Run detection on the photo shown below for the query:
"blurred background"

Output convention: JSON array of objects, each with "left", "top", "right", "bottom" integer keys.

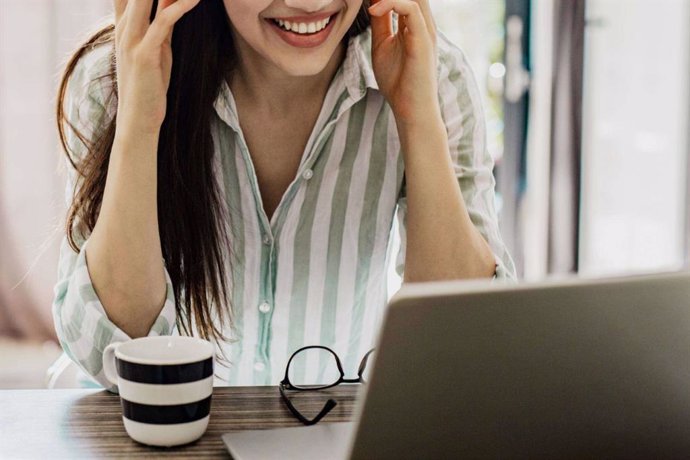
[{"left": 1, "top": 0, "right": 688, "bottom": 388}]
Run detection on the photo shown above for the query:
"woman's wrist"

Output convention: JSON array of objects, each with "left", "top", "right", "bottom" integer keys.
[
  {"left": 115, "top": 97, "right": 166, "bottom": 135},
  {"left": 114, "top": 114, "right": 162, "bottom": 150},
  {"left": 395, "top": 109, "right": 447, "bottom": 160},
  {"left": 393, "top": 103, "right": 444, "bottom": 139}
]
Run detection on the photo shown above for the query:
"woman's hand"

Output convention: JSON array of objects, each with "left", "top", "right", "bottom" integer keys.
[
  {"left": 367, "top": 0, "right": 439, "bottom": 127},
  {"left": 113, "top": 0, "right": 201, "bottom": 136}
]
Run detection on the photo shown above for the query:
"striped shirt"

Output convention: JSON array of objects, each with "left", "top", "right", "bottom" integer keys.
[{"left": 52, "top": 25, "right": 516, "bottom": 391}]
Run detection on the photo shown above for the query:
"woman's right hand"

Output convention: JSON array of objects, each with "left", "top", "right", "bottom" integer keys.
[{"left": 113, "top": 0, "right": 201, "bottom": 136}]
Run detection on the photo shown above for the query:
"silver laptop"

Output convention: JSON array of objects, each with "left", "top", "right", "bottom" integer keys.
[{"left": 223, "top": 271, "right": 690, "bottom": 458}]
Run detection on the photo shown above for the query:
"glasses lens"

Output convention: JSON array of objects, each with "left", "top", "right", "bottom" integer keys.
[
  {"left": 360, "top": 350, "right": 376, "bottom": 383},
  {"left": 288, "top": 347, "right": 341, "bottom": 388}
]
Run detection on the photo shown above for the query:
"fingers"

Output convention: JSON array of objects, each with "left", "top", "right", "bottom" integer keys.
[
  {"left": 114, "top": 0, "right": 127, "bottom": 23},
  {"left": 114, "top": 0, "right": 130, "bottom": 46},
  {"left": 368, "top": 0, "right": 393, "bottom": 46},
  {"left": 143, "top": 0, "right": 202, "bottom": 47},
  {"left": 368, "top": 0, "right": 435, "bottom": 45},
  {"left": 127, "top": 0, "right": 155, "bottom": 38},
  {"left": 156, "top": 0, "right": 175, "bottom": 16},
  {"left": 412, "top": 0, "right": 436, "bottom": 42},
  {"left": 156, "top": 0, "right": 178, "bottom": 43}
]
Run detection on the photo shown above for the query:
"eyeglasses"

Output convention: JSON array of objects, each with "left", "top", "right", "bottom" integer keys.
[{"left": 279, "top": 345, "right": 376, "bottom": 426}]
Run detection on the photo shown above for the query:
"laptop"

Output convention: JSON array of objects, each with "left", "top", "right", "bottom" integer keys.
[{"left": 223, "top": 271, "right": 690, "bottom": 458}]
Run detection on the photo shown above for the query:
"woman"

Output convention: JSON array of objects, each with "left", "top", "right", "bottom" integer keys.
[{"left": 53, "top": 0, "right": 515, "bottom": 390}]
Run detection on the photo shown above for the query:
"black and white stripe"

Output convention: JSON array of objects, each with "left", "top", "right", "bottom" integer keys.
[
  {"left": 122, "top": 396, "right": 212, "bottom": 424},
  {"left": 116, "top": 357, "right": 213, "bottom": 385},
  {"left": 116, "top": 357, "right": 213, "bottom": 443}
]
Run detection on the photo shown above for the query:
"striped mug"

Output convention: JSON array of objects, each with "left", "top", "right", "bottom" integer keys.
[{"left": 102, "top": 336, "right": 214, "bottom": 447}]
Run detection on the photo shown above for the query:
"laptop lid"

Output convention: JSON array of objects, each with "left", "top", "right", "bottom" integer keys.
[{"left": 346, "top": 270, "right": 690, "bottom": 458}]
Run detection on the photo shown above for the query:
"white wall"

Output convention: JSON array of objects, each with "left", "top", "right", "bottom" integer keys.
[{"left": 0, "top": 0, "right": 111, "bottom": 338}]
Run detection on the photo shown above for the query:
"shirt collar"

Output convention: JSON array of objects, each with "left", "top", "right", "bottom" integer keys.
[
  {"left": 214, "top": 26, "right": 379, "bottom": 129},
  {"left": 341, "top": 26, "right": 379, "bottom": 100}
]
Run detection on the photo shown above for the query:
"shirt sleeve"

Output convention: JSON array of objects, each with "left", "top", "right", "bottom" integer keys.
[
  {"left": 51, "top": 43, "right": 178, "bottom": 393},
  {"left": 394, "top": 31, "right": 517, "bottom": 282}
]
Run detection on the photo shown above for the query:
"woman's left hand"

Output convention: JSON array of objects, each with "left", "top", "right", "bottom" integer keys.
[{"left": 367, "top": 0, "right": 439, "bottom": 126}]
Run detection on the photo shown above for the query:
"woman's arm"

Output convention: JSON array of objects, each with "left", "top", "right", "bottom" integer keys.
[
  {"left": 85, "top": 0, "right": 200, "bottom": 338},
  {"left": 368, "top": 0, "right": 515, "bottom": 282},
  {"left": 84, "top": 126, "right": 167, "bottom": 338},
  {"left": 396, "top": 115, "right": 496, "bottom": 282}
]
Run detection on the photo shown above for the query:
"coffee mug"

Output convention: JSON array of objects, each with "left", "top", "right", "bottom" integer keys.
[{"left": 103, "top": 336, "right": 215, "bottom": 447}]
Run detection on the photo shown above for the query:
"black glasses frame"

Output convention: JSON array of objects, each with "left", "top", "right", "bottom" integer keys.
[{"left": 279, "top": 345, "right": 375, "bottom": 426}]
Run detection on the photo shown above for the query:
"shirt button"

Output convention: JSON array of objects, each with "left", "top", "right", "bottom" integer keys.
[
  {"left": 302, "top": 169, "right": 313, "bottom": 180},
  {"left": 254, "top": 362, "right": 266, "bottom": 372},
  {"left": 262, "top": 234, "right": 271, "bottom": 245},
  {"left": 258, "top": 302, "right": 271, "bottom": 314}
]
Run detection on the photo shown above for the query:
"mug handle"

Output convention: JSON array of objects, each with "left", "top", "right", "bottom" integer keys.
[{"left": 103, "top": 342, "right": 123, "bottom": 387}]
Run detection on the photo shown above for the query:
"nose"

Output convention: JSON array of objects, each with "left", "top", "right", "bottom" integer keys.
[{"left": 284, "top": 0, "right": 333, "bottom": 14}]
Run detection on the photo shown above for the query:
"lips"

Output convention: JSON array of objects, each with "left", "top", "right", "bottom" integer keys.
[
  {"left": 265, "top": 12, "right": 338, "bottom": 49},
  {"left": 268, "top": 11, "right": 338, "bottom": 23}
]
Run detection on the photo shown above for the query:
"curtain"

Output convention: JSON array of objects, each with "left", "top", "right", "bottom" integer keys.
[{"left": 547, "top": 0, "right": 585, "bottom": 274}]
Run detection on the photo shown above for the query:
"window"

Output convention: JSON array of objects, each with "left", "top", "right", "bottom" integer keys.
[{"left": 579, "top": 0, "right": 690, "bottom": 275}]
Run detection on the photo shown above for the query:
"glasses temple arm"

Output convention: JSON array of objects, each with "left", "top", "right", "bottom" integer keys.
[
  {"left": 280, "top": 385, "right": 338, "bottom": 426},
  {"left": 307, "top": 398, "right": 338, "bottom": 426}
]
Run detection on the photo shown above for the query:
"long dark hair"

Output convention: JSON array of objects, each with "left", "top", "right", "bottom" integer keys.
[{"left": 56, "top": 0, "right": 372, "bottom": 351}]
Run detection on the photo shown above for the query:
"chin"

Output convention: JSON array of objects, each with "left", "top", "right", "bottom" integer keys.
[{"left": 274, "top": 57, "right": 332, "bottom": 77}]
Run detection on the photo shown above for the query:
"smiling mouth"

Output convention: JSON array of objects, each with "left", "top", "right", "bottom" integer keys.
[{"left": 267, "top": 13, "right": 338, "bottom": 36}]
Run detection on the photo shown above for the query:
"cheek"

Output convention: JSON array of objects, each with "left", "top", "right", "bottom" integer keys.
[
  {"left": 345, "top": 1, "right": 365, "bottom": 26},
  {"left": 223, "top": 2, "right": 265, "bottom": 42},
  {"left": 349, "top": 0, "right": 365, "bottom": 13},
  {"left": 223, "top": 0, "right": 270, "bottom": 27},
  {"left": 223, "top": 1, "right": 250, "bottom": 23}
]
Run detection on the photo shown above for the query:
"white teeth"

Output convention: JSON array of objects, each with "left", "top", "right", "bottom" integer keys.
[{"left": 274, "top": 15, "right": 331, "bottom": 34}]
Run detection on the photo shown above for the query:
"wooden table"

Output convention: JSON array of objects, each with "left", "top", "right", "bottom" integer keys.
[{"left": 0, "top": 385, "right": 360, "bottom": 458}]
